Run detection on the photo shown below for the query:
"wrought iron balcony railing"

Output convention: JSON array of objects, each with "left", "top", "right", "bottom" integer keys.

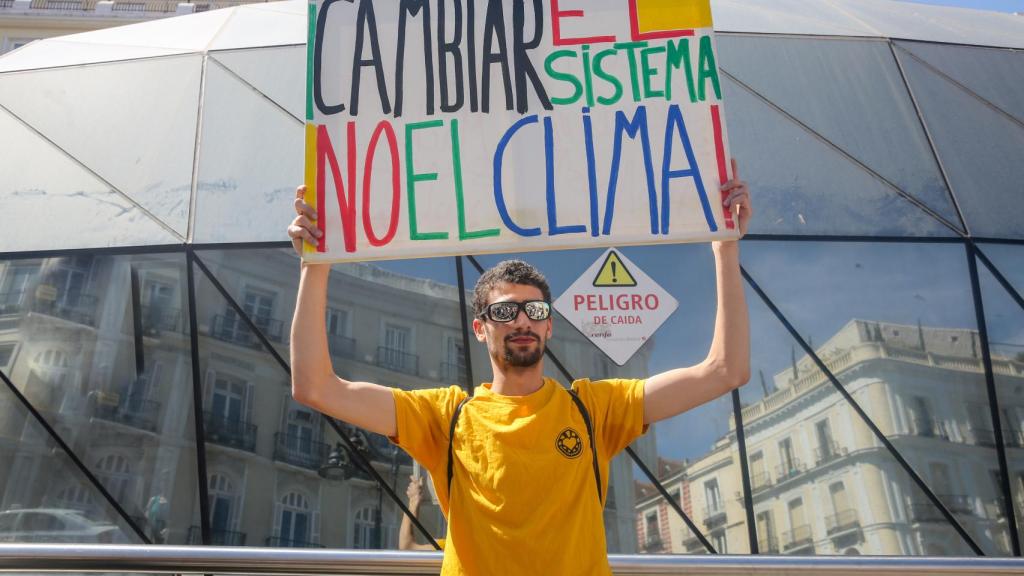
[
  {"left": 782, "top": 524, "right": 813, "bottom": 552},
  {"left": 439, "top": 361, "right": 467, "bottom": 384},
  {"left": 758, "top": 534, "right": 780, "bottom": 554},
  {"left": 0, "top": 291, "right": 98, "bottom": 326},
  {"left": 814, "top": 442, "right": 847, "bottom": 466},
  {"left": 775, "top": 459, "right": 805, "bottom": 483},
  {"left": 825, "top": 509, "right": 859, "bottom": 535},
  {"left": 376, "top": 346, "right": 418, "bottom": 376},
  {"left": 328, "top": 334, "right": 358, "bottom": 361},
  {"left": 92, "top": 394, "right": 160, "bottom": 433},
  {"left": 273, "top": 433, "right": 329, "bottom": 471},
  {"left": 265, "top": 537, "right": 325, "bottom": 548},
  {"left": 703, "top": 500, "right": 727, "bottom": 528},
  {"left": 141, "top": 305, "right": 181, "bottom": 334},
  {"left": 750, "top": 470, "right": 772, "bottom": 493},
  {"left": 210, "top": 314, "right": 284, "bottom": 348},
  {"left": 938, "top": 494, "right": 975, "bottom": 516},
  {"left": 187, "top": 526, "right": 247, "bottom": 546},
  {"left": 204, "top": 411, "right": 257, "bottom": 452}
]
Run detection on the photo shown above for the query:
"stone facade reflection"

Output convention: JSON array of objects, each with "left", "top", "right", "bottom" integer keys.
[{"left": 636, "top": 319, "right": 1024, "bottom": 556}]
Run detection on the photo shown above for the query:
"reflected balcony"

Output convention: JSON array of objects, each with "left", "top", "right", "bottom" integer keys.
[
  {"left": 439, "top": 361, "right": 466, "bottom": 384},
  {"left": 682, "top": 535, "right": 707, "bottom": 554},
  {"left": 814, "top": 442, "right": 848, "bottom": 466},
  {"left": 970, "top": 427, "right": 997, "bottom": 447},
  {"left": 913, "top": 419, "right": 950, "bottom": 440},
  {"left": 210, "top": 314, "right": 284, "bottom": 348},
  {"left": 939, "top": 494, "right": 975, "bottom": 516},
  {"left": 265, "top": 537, "right": 325, "bottom": 548},
  {"left": 985, "top": 497, "right": 1008, "bottom": 521},
  {"left": 907, "top": 501, "right": 943, "bottom": 523},
  {"left": 1, "top": 291, "right": 98, "bottom": 326},
  {"left": 825, "top": 509, "right": 860, "bottom": 536},
  {"left": 141, "top": 305, "right": 181, "bottom": 335},
  {"left": 758, "top": 534, "right": 780, "bottom": 554},
  {"left": 775, "top": 459, "right": 805, "bottom": 483},
  {"left": 782, "top": 524, "right": 814, "bottom": 553},
  {"left": 327, "top": 334, "right": 358, "bottom": 361},
  {"left": 376, "top": 346, "right": 418, "bottom": 376},
  {"left": 703, "top": 500, "right": 726, "bottom": 529},
  {"left": 273, "top": 433, "right": 329, "bottom": 470},
  {"left": 643, "top": 533, "right": 663, "bottom": 552},
  {"left": 203, "top": 411, "right": 257, "bottom": 452},
  {"left": 1003, "top": 428, "right": 1024, "bottom": 448},
  {"left": 91, "top": 393, "right": 160, "bottom": 433},
  {"left": 750, "top": 470, "right": 772, "bottom": 493},
  {"left": 187, "top": 526, "right": 247, "bottom": 546}
]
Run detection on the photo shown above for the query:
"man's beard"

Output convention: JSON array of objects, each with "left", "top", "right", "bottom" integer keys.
[{"left": 499, "top": 331, "right": 545, "bottom": 368}]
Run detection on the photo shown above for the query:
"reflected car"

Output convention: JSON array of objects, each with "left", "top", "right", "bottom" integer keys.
[{"left": 0, "top": 508, "right": 128, "bottom": 543}]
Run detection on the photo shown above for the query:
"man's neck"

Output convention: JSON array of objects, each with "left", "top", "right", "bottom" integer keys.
[{"left": 489, "top": 362, "right": 545, "bottom": 396}]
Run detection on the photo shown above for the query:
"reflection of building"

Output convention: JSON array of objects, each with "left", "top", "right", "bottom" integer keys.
[
  {"left": 0, "top": 0, "right": 261, "bottom": 55},
  {"left": 637, "top": 319, "right": 1024, "bottom": 556},
  {"left": 0, "top": 249, "right": 651, "bottom": 550}
]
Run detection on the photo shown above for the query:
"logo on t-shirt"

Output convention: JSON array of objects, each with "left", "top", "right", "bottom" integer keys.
[{"left": 556, "top": 428, "right": 584, "bottom": 459}]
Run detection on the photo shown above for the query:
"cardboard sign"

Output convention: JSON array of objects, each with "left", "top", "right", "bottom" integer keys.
[
  {"left": 554, "top": 248, "right": 677, "bottom": 365},
  {"left": 304, "top": 0, "right": 735, "bottom": 263}
]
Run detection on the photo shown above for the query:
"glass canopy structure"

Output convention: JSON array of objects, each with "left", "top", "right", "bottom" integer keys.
[{"left": 0, "top": 0, "right": 1022, "bottom": 559}]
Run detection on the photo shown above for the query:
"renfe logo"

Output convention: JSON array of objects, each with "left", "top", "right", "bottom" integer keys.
[{"left": 554, "top": 248, "right": 677, "bottom": 365}]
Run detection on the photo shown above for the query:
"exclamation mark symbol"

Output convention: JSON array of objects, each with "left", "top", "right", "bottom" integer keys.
[{"left": 611, "top": 261, "right": 618, "bottom": 283}]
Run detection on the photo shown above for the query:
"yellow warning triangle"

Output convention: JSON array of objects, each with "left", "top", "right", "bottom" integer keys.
[{"left": 592, "top": 251, "right": 637, "bottom": 287}]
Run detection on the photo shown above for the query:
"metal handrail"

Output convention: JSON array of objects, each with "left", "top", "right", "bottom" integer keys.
[{"left": 2, "top": 545, "right": 1024, "bottom": 575}]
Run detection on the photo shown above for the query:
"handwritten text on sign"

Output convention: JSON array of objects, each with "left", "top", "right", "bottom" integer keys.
[{"left": 304, "top": 0, "right": 735, "bottom": 262}]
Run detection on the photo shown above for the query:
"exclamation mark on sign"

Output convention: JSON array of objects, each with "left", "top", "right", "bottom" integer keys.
[{"left": 611, "top": 261, "right": 618, "bottom": 283}]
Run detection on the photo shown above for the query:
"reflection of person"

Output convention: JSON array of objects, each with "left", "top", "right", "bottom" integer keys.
[
  {"left": 144, "top": 494, "right": 168, "bottom": 544},
  {"left": 399, "top": 475, "right": 442, "bottom": 551},
  {"left": 288, "top": 162, "right": 752, "bottom": 575}
]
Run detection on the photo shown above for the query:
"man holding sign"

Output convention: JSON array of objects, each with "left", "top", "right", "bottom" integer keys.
[
  {"left": 290, "top": 1, "right": 752, "bottom": 573},
  {"left": 288, "top": 162, "right": 750, "bottom": 575}
]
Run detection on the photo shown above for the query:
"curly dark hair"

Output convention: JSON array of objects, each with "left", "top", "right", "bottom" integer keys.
[{"left": 472, "top": 260, "right": 551, "bottom": 317}]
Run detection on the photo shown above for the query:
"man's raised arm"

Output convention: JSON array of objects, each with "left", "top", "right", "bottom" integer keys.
[
  {"left": 643, "top": 160, "right": 753, "bottom": 425},
  {"left": 288, "top": 186, "right": 397, "bottom": 438}
]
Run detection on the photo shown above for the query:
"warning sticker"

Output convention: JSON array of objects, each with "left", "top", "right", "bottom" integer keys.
[
  {"left": 555, "top": 249, "right": 678, "bottom": 366},
  {"left": 592, "top": 251, "right": 637, "bottom": 287}
]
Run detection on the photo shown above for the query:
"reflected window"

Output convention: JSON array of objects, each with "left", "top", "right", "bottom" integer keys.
[
  {"left": 0, "top": 265, "right": 37, "bottom": 312},
  {"left": 208, "top": 473, "right": 240, "bottom": 545},
  {"left": 908, "top": 397, "right": 936, "bottom": 437},
  {"left": 751, "top": 452, "right": 768, "bottom": 492},
  {"left": 285, "top": 406, "right": 316, "bottom": 456},
  {"left": 756, "top": 510, "right": 776, "bottom": 553},
  {"left": 54, "top": 482, "right": 92, "bottom": 512},
  {"left": 0, "top": 343, "right": 16, "bottom": 371},
  {"left": 380, "top": 322, "right": 415, "bottom": 375},
  {"left": 712, "top": 531, "right": 727, "bottom": 554},
  {"left": 209, "top": 373, "right": 248, "bottom": 423},
  {"left": 830, "top": 483, "right": 850, "bottom": 514},
  {"left": 276, "top": 492, "right": 314, "bottom": 547},
  {"left": 704, "top": 479, "right": 722, "bottom": 513},
  {"left": 778, "top": 438, "right": 797, "bottom": 476},
  {"left": 327, "top": 307, "right": 350, "bottom": 337},
  {"left": 442, "top": 335, "right": 465, "bottom": 384},
  {"left": 644, "top": 512, "right": 660, "bottom": 550},
  {"left": 95, "top": 453, "right": 134, "bottom": 504},
  {"left": 353, "top": 505, "right": 376, "bottom": 549},
  {"left": 815, "top": 419, "right": 836, "bottom": 464}
]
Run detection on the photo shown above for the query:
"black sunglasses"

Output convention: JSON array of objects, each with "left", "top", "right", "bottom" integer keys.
[{"left": 478, "top": 300, "right": 551, "bottom": 323}]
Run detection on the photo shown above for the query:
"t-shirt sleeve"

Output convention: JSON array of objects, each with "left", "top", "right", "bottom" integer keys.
[
  {"left": 574, "top": 378, "right": 647, "bottom": 460},
  {"left": 390, "top": 385, "right": 466, "bottom": 471}
]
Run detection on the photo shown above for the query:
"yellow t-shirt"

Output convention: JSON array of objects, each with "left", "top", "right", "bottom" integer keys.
[{"left": 391, "top": 377, "right": 646, "bottom": 576}]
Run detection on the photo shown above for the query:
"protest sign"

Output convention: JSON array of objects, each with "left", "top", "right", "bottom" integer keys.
[{"left": 304, "top": 0, "right": 735, "bottom": 263}]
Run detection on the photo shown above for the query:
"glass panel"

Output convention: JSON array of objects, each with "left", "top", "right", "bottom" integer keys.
[
  {"left": 895, "top": 48, "right": 1024, "bottom": 239},
  {"left": 721, "top": 75, "right": 952, "bottom": 237},
  {"left": 211, "top": 46, "right": 305, "bottom": 122},
  {"left": 977, "top": 244, "right": 1024, "bottom": 554},
  {"left": 207, "top": 4, "right": 307, "bottom": 52},
  {"left": 193, "top": 248, "right": 460, "bottom": 549},
  {"left": 0, "top": 108, "right": 179, "bottom": 252},
  {"left": 467, "top": 245, "right": 747, "bottom": 554},
  {"left": 741, "top": 241, "right": 1006, "bottom": 555},
  {"left": 0, "top": 39, "right": 186, "bottom": 74},
  {"left": 717, "top": 35, "right": 961, "bottom": 229},
  {"left": 897, "top": 42, "right": 1024, "bottom": 122},
  {"left": 0, "top": 253, "right": 201, "bottom": 545},
  {"left": 0, "top": 384, "right": 141, "bottom": 544},
  {"left": 837, "top": 1, "right": 1024, "bottom": 51},
  {"left": 712, "top": 3, "right": 875, "bottom": 37},
  {"left": 192, "top": 60, "right": 303, "bottom": 244},
  {"left": 0, "top": 55, "right": 202, "bottom": 237}
]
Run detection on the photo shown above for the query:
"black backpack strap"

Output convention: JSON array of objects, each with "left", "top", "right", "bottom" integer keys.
[
  {"left": 568, "top": 389, "right": 603, "bottom": 503},
  {"left": 446, "top": 396, "right": 471, "bottom": 500}
]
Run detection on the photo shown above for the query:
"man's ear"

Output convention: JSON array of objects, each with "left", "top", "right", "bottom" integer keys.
[
  {"left": 546, "top": 318, "right": 553, "bottom": 339},
  {"left": 473, "top": 318, "right": 487, "bottom": 342}
]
